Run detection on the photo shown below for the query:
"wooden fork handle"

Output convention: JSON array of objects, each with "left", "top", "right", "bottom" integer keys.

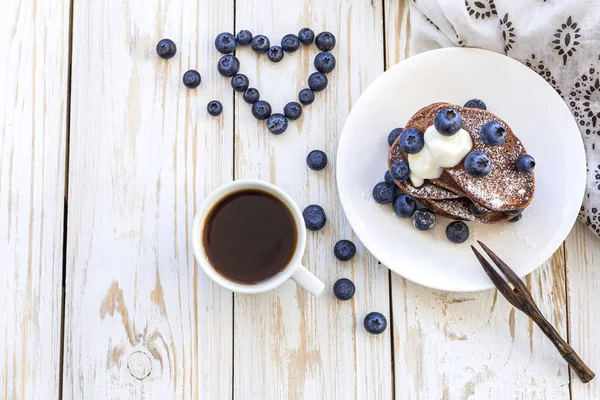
[{"left": 563, "top": 349, "right": 596, "bottom": 383}]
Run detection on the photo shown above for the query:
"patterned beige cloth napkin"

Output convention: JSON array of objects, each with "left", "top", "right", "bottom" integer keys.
[{"left": 408, "top": 0, "right": 600, "bottom": 238}]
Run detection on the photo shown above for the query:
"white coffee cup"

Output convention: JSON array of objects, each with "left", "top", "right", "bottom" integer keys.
[{"left": 192, "top": 179, "right": 325, "bottom": 296}]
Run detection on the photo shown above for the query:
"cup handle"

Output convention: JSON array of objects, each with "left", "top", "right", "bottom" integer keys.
[{"left": 291, "top": 265, "right": 325, "bottom": 296}]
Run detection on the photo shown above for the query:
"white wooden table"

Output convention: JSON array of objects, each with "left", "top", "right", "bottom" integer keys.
[{"left": 2, "top": 0, "right": 599, "bottom": 399}]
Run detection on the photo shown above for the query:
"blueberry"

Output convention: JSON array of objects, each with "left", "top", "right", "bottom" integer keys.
[
  {"left": 284, "top": 102, "right": 303, "bottom": 120},
  {"left": 314, "top": 52, "right": 336, "bottom": 73},
  {"left": 243, "top": 88, "right": 260, "bottom": 104},
  {"left": 236, "top": 30, "right": 253, "bottom": 46},
  {"left": 464, "top": 98, "right": 487, "bottom": 110},
  {"left": 464, "top": 150, "right": 493, "bottom": 178},
  {"left": 298, "top": 89, "right": 315, "bottom": 105},
  {"left": 306, "top": 150, "right": 328, "bottom": 171},
  {"left": 372, "top": 182, "right": 394, "bottom": 204},
  {"left": 215, "top": 32, "right": 236, "bottom": 54},
  {"left": 393, "top": 193, "right": 417, "bottom": 218},
  {"left": 399, "top": 128, "right": 425, "bottom": 154},
  {"left": 251, "top": 100, "right": 272, "bottom": 120},
  {"left": 250, "top": 34, "right": 270, "bottom": 54},
  {"left": 364, "top": 312, "right": 387, "bottom": 335},
  {"left": 308, "top": 72, "right": 328, "bottom": 92},
  {"left": 333, "top": 240, "right": 356, "bottom": 261},
  {"left": 267, "top": 46, "right": 284, "bottom": 62},
  {"left": 505, "top": 209, "right": 521, "bottom": 215},
  {"left": 480, "top": 121, "right": 506, "bottom": 146},
  {"left": 266, "top": 113, "right": 288, "bottom": 135},
  {"left": 413, "top": 208, "right": 436, "bottom": 231},
  {"left": 217, "top": 55, "right": 240, "bottom": 77},
  {"left": 207, "top": 100, "right": 223, "bottom": 116},
  {"left": 469, "top": 202, "right": 487, "bottom": 217},
  {"left": 156, "top": 38, "right": 177, "bottom": 59},
  {"left": 434, "top": 108, "right": 463, "bottom": 136},
  {"left": 446, "top": 221, "right": 470, "bottom": 243},
  {"left": 509, "top": 213, "right": 523, "bottom": 222},
  {"left": 315, "top": 31, "right": 336, "bottom": 51},
  {"left": 281, "top": 34, "right": 301, "bottom": 52},
  {"left": 303, "top": 205, "right": 326, "bottom": 231},
  {"left": 390, "top": 161, "right": 410, "bottom": 182},
  {"left": 387, "top": 128, "right": 403, "bottom": 147},
  {"left": 516, "top": 154, "right": 536, "bottom": 173},
  {"left": 384, "top": 170, "right": 395, "bottom": 185},
  {"left": 298, "top": 28, "right": 315, "bottom": 45},
  {"left": 182, "top": 69, "right": 201, "bottom": 88},
  {"left": 333, "top": 278, "right": 356, "bottom": 301},
  {"left": 231, "top": 74, "right": 249, "bottom": 92}
]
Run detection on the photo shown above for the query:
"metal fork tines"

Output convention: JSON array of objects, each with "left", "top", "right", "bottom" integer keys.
[{"left": 471, "top": 241, "right": 595, "bottom": 384}]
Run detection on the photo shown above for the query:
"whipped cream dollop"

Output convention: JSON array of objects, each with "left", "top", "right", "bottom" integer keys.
[{"left": 408, "top": 125, "right": 473, "bottom": 187}]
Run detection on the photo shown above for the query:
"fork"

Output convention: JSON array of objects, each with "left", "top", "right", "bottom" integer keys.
[{"left": 472, "top": 241, "right": 595, "bottom": 383}]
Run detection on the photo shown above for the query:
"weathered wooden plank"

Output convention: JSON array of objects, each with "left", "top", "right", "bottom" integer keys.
[
  {"left": 63, "top": 1, "right": 234, "bottom": 398},
  {"left": 0, "top": 1, "right": 70, "bottom": 399},
  {"left": 232, "top": 1, "right": 392, "bottom": 398},
  {"left": 566, "top": 222, "right": 600, "bottom": 399},
  {"left": 385, "top": 1, "right": 571, "bottom": 398}
]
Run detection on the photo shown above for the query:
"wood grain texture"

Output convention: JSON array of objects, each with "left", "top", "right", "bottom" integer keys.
[
  {"left": 386, "top": 1, "right": 570, "bottom": 398},
  {"left": 63, "top": 1, "right": 234, "bottom": 398},
  {"left": 566, "top": 222, "right": 600, "bottom": 397},
  {"left": 233, "top": 1, "right": 392, "bottom": 398},
  {"left": 0, "top": 1, "right": 69, "bottom": 399}
]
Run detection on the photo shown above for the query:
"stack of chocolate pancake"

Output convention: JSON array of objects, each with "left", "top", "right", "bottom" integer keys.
[{"left": 388, "top": 103, "right": 535, "bottom": 223}]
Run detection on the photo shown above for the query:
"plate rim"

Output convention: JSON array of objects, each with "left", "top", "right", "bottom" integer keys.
[{"left": 336, "top": 47, "right": 587, "bottom": 292}]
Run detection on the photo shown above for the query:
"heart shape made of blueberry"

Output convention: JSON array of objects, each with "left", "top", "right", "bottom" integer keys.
[{"left": 214, "top": 28, "right": 337, "bottom": 135}]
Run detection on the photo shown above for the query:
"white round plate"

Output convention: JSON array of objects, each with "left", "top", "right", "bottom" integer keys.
[{"left": 337, "top": 48, "right": 586, "bottom": 292}]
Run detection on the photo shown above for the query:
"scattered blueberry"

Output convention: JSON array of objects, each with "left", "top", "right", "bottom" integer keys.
[
  {"left": 156, "top": 39, "right": 177, "bottom": 59},
  {"left": 298, "top": 28, "right": 315, "bottom": 45},
  {"left": 215, "top": 32, "right": 236, "bottom": 54},
  {"left": 387, "top": 128, "right": 403, "bottom": 147},
  {"left": 393, "top": 193, "right": 417, "bottom": 218},
  {"left": 314, "top": 52, "right": 336, "bottom": 73},
  {"left": 384, "top": 170, "right": 395, "bottom": 185},
  {"left": 480, "top": 121, "right": 506, "bottom": 146},
  {"left": 266, "top": 113, "right": 288, "bottom": 135},
  {"left": 298, "top": 89, "right": 315, "bottom": 105},
  {"left": 303, "top": 204, "right": 326, "bottom": 231},
  {"left": 469, "top": 202, "right": 487, "bottom": 217},
  {"left": 236, "top": 30, "right": 253, "bottom": 46},
  {"left": 390, "top": 161, "right": 410, "bottom": 182},
  {"left": 516, "top": 154, "right": 536, "bottom": 173},
  {"left": 364, "top": 312, "right": 387, "bottom": 335},
  {"left": 267, "top": 46, "right": 284, "bottom": 62},
  {"left": 315, "top": 31, "right": 336, "bottom": 52},
  {"left": 250, "top": 34, "right": 270, "bottom": 54},
  {"left": 464, "top": 150, "right": 493, "bottom": 178},
  {"left": 306, "top": 150, "right": 328, "bottom": 171},
  {"left": 281, "top": 34, "right": 301, "bottom": 52},
  {"left": 334, "top": 240, "right": 356, "bottom": 261},
  {"left": 182, "top": 69, "right": 201, "bottom": 88},
  {"left": 243, "top": 88, "right": 260, "bottom": 104},
  {"left": 413, "top": 208, "right": 436, "bottom": 231},
  {"left": 446, "top": 221, "right": 470, "bottom": 244},
  {"left": 308, "top": 72, "right": 328, "bottom": 92},
  {"left": 217, "top": 55, "right": 240, "bottom": 77},
  {"left": 207, "top": 100, "right": 223, "bottom": 116},
  {"left": 509, "top": 213, "right": 523, "bottom": 222},
  {"left": 231, "top": 74, "right": 249, "bottom": 92},
  {"left": 333, "top": 278, "right": 356, "bottom": 301},
  {"left": 504, "top": 209, "right": 521, "bottom": 215},
  {"left": 464, "top": 99, "right": 487, "bottom": 110},
  {"left": 284, "top": 102, "right": 303, "bottom": 120},
  {"left": 372, "top": 182, "right": 394, "bottom": 204},
  {"left": 251, "top": 100, "right": 272, "bottom": 120},
  {"left": 434, "top": 108, "right": 463, "bottom": 136},
  {"left": 399, "top": 128, "right": 425, "bottom": 154}
]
